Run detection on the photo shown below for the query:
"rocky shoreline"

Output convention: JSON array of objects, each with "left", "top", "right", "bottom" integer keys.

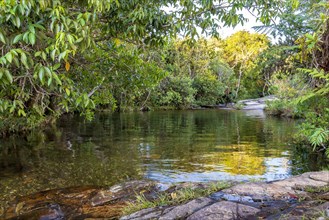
[{"left": 1, "top": 171, "right": 328, "bottom": 219}]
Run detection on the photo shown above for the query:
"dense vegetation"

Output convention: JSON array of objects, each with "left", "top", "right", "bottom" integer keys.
[{"left": 0, "top": 0, "right": 328, "bottom": 157}]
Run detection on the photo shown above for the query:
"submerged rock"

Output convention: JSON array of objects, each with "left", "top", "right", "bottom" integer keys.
[{"left": 2, "top": 180, "right": 159, "bottom": 220}]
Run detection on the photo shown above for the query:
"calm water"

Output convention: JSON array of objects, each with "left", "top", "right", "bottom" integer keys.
[{"left": 0, "top": 109, "right": 327, "bottom": 203}]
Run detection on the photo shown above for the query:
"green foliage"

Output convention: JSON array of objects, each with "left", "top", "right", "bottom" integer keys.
[
  {"left": 153, "top": 76, "right": 196, "bottom": 109},
  {"left": 192, "top": 74, "right": 225, "bottom": 106},
  {"left": 222, "top": 31, "right": 270, "bottom": 98},
  {"left": 265, "top": 99, "right": 304, "bottom": 118},
  {"left": 0, "top": 0, "right": 283, "bottom": 134}
]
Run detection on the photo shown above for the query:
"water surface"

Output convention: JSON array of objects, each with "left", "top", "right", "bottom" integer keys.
[{"left": 0, "top": 109, "right": 327, "bottom": 203}]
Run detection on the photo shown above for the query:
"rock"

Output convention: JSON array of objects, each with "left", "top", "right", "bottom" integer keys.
[
  {"left": 187, "top": 201, "right": 260, "bottom": 220},
  {"left": 318, "top": 192, "right": 329, "bottom": 201},
  {"left": 39, "top": 204, "right": 64, "bottom": 220},
  {"left": 159, "top": 197, "right": 214, "bottom": 220},
  {"left": 3, "top": 181, "right": 159, "bottom": 220},
  {"left": 91, "top": 180, "right": 158, "bottom": 206},
  {"left": 221, "top": 182, "right": 289, "bottom": 200},
  {"left": 222, "top": 171, "right": 329, "bottom": 200},
  {"left": 273, "top": 172, "right": 329, "bottom": 189},
  {"left": 120, "top": 207, "right": 170, "bottom": 220},
  {"left": 309, "top": 171, "right": 329, "bottom": 183},
  {"left": 210, "top": 192, "right": 254, "bottom": 202}
]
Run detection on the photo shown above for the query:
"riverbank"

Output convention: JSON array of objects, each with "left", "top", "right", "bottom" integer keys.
[{"left": 1, "top": 171, "right": 328, "bottom": 219}]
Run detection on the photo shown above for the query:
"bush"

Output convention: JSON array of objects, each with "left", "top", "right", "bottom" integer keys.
[
  {"left": 152, "top": 76, "right": 196, "bottom": 109},
  {"left": 265, "top": 99, "right": 304, "bottom": 118},
  {"left": 192, "top": 74, "right": 225, "bottom": 106}
]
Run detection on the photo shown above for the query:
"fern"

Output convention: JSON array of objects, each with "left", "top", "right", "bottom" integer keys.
[{"left": 309, "top": 127, "right": 329, "bottom": 150}]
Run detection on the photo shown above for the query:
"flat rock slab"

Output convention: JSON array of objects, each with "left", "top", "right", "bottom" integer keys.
[
  {"left": 159, "top": 197, "right": 214, "bottom": 220},
  {"left": 222, "top": 171, "right": 329, "bottom": 200},
  {"left": 187, "top": 201, "right": 260, "bottom": 220},
  {"left": 121, "top": 171, "right": 329, "bottom": 220},
  {"left": 309, "top": 171, "right": 329, "bottom": 183}
]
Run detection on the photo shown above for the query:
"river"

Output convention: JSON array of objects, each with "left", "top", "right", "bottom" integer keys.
[{"left": 0, "top": 109, "right": 327, "bottom": 205}]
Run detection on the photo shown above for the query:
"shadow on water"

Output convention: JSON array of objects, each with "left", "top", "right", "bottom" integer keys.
[{"left": 0, "top": 109, "right": 328, "bottom": 205}]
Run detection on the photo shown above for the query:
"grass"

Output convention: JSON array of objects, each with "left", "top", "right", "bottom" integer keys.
[
  {"left": 304, "top": 185, "right": 329, "bottom": 194},
  {"left": 122, "top": 181, "right": 232, "bottom": 216}
]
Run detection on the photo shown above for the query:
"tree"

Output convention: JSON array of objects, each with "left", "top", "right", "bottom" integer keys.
[
  {"left": 222, "top": 31, "right": 269, "bottom": 98},
  {"left": 0, "top": 0, "right": 284, "bottom": 135}
]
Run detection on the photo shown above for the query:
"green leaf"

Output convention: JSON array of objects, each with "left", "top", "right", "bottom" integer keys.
[
  {"left": 15, "top": 17, "right": 21, "bottom": 28},
  {"left": 51, "top": 49, "right": 57, "bottom": 61},
  {"left": 0, "top": 32, "right": 5, "bottom": 43},
  {"left": 53, "top": 63, "right": 61, "bottom": 70},
  {"left": 13, "top": 34, "right": 22, "bottom": 44},
  {"left": 6, "top": 53, "right": 13, "bottom": 63},
  {"left": 52, "top": 72, "right": 62, "bottom": 85},
  {"left": 5, "top": 70, "right": 13, "bottom": 83},
  {"left": 42, "top": 52, "right": 47, "bottom": 60},
  {"left": 28, "top": 25, "right": 35, "bottom": 34},
  {"left": 47, "top": 77, "right": 52, "bottom": 86},
  {"left": 18, "top": 109, "right": 26, "bottom": 117},
  {"left": 34, "top": 23, "right": 45, "bottom": 30},
  {"left": 39, "top": 67, "right": 45, "bottom": 84},
  {"left": 20, "top": 53, "right": 28, "bottom": 68},
  {"left": 35, "top": 51, "right": 42, "bottom": 57},
  {"left": 65, "top": 88, "right": 70, "bottom": 96},
  {"left": 29, "top": 33, "right": 36, "bottom": 45}
]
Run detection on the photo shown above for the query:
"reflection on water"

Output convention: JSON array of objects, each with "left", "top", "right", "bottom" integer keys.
[{"left": 0, "top": 110, "right": 327, "bottom": 203}]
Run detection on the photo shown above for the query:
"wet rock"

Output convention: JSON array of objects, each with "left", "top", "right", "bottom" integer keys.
[
  {"left": 39, "top": 204, "right": 64, "bottom": 220},
  {"left": 91, "top": 180, "right": 157, "bottom": 206},
  {"left": 187, "top": 201, "right": 260, "bottom": 220},
  {"left": 3, "top": 180, "right": 159, "bottom": 220},
  {"left": 120, "top": 207, "right": 173, "bottom": 220},
  {"left": 158, "top": 197, "right": 214, "bottom": 220},
  {"left": 210, "top": 192, "right": 254, "bottom": 202}
]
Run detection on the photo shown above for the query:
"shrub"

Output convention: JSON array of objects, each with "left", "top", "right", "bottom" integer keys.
[{"left": 192, "top": 74, "right": 225, "bottom": 106}]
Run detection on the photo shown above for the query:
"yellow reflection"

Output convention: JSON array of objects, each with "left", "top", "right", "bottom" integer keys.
[
  {"left": 198, "top": 144, "right": 266, "bottom": 175},
  {"left": 221, "top": 152, "right": 265, "bottom": 175}
]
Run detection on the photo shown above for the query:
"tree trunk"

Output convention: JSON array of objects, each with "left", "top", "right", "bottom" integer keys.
[{"left": 235, "top": 68, "right": 242, "bottom": 98}]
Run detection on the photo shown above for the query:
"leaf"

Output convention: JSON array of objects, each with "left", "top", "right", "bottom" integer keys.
[
  {"left": 34, "top": 51, "right": 41, "bottom": 57},
  {"left": 41, "top": 52, "right": 47, "bottom": 60},
  {"left": 65, "top": 62, "right": 70, "bottom": 71},
  {"left": 5, "top": 70, "right": 13, "bottom": 84},
  {"left": 15, "top": 17, "right": 21, "bottom": 28},
  {"left": 28, "top": 25, "right": 35, "bottom": 34},
  {"left": 39, "top": 67, "right": 45, "bottom": 84},
  {"left": 65, "top": 88, "right": 70, "bottom": 96},
  {"left": 18, "top": 109, "right": 26, "bottom": 117},
  {"left": 51, "top": 49, "right": 57, "bottom": 61},
  {"left": 13, "top": 34, "right": 22, "bottom": 44},
  {"left": 34, "top": 23, "right": 45, "bottom": 30},
  {"left": 6, "top": 53, "right": 13, "bottom": 63},
  {"left": 52, "top": 72, "right": 62, "bottom": 85},
  {"left": 29, "top": 33, "right": 36, "bottom": 45},
  {"left": 0, "top": 32, "right": 5, "bottom": 43},
  {"left": 47, "top": 77, "right": 52, "bottom": 86},
  {"left": 53, "top": 63, "right": 61, "bottom": 70},
  {"left": 20, "top": 53, "right": 28, "bottom": 68}
]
